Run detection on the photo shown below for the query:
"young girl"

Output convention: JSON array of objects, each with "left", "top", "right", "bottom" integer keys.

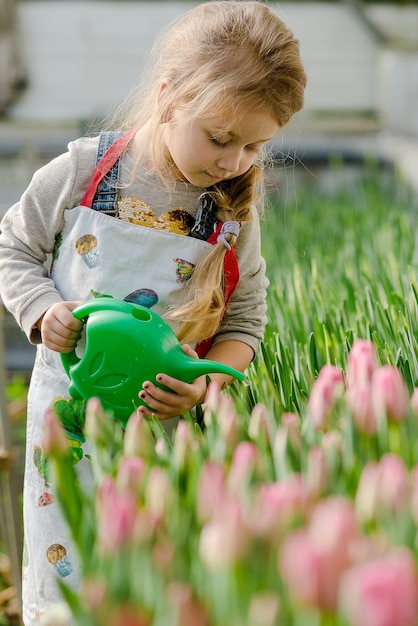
[{"left": 0, "top": 1, "right": 306, "bottom": 623}]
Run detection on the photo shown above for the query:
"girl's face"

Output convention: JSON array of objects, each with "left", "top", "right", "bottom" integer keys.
[{"left": 163, "top": 106, "right": 280, "bottom": 188}]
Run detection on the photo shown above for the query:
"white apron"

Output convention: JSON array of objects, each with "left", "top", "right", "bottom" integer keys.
[{"left": 22, "top": 202, "right": 214, "bottom": 624}]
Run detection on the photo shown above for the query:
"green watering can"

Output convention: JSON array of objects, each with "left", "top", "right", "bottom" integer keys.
[{"left": 61, "top": 297, "right": 245, "bottom": 426}]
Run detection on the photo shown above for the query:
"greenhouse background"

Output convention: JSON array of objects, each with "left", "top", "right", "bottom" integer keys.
[{"left": 0, "top": 1, "right": 418, "bottom": 624}]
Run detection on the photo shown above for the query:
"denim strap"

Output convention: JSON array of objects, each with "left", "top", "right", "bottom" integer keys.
[{"left": 91, "top": 131, "right": 125, "bottom": 214}]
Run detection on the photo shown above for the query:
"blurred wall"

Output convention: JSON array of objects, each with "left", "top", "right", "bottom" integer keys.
[{"left": 3, "top": 2, "right": 418, "bottom": 134}]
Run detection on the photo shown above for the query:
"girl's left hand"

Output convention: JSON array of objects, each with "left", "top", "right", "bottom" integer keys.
[{"left": 137, "top": 344, "right": 208, "bottom": 420}]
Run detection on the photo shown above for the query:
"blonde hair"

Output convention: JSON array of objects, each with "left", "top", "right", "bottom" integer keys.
[{"left": 110, "top": 1, "right": 307, "bottom": 345}]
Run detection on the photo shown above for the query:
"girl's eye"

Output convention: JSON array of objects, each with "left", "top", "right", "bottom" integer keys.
[{"left": 209, "top": 136, "right": 230, "bottom": 148}]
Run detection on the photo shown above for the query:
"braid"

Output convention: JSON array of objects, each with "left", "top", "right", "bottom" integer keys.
[{"left": 167, "top": 164, "right": 262, "bottom": 344}]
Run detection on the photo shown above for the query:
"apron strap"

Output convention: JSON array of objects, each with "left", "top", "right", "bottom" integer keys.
[{"left": 80, "top": 128, "right": 137, "bottom": 209}]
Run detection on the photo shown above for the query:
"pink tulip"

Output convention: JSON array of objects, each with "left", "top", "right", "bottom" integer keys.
[
  {"left": 281, "top": 412, "right": 302, "bottom": 450},
  {"left": 96, "top": 476, "right": 139, "bottom": 552},
  {"left": 196, "top": 460, "right": 227, "bottom": 523},
  {"left": 355, "top": 454, "right": 409, "bottom": 523},
  {"left": 215, "top": 394, "right": 240, "bottom": 452},
  {"left": 123, "top": 412, "right": 155, "bottom": 460},
  {"left": 321, "top": 429, "right": 343, "bottom": 456},
  {"left": 306, "top": 445, "right": 330, "bottom": 498},
  {"left": 172, "top": 420, "right": 197, "bottom": 470},
  {"left": 346, "top": 382, "right": 378, "bottom": 434},
  {"left": 307, "top": 365, "right": 345, "bottom": 430},
  {"left": 248, "top": 403, "right": 272, "bottom": 443},
  {"left": 375, "top": 453, "right": 409, "bottom": 514},
  {"left": 355, "top": 461, "right": 380, "bottom": 523},
  {"left": 346, "top": 339, "right": 377, "bottom": 389},
  {"left": 199, "top": 493, "right": 248, "bottom": 568},
  {"left": 279, "top": 496, "right": 358, "bottom": 611},
  {"left": 228, "top": 441, "right": 259, "bottom": 492},
  {"left": 42, "top": 409, "right": 68, "bottom": 456},
  {"left": 371, "top": 365, "right": 409, "bottom": 423},
  {"left": 84, "top": 397, "right": 114, "bottom": 445},
  {"left": 203, "top": 381, "right": 222, "bottom": 426},
  {"left": 250, "top": 474, "right": 307, "bottom": 539},
  {"left": 116, "top": 456, "right": 145, "bottom": 494},
  {"left": 279, "top": 528, "right": 323, "bottom": 609},
  {"left": 145, "top": 466, "right": 173, "bottom": 523},
  {"left": 339, "top": 548, "right": 418, "bottom": 626},
  {"left": 308, "top": 497, "right": 358, "bottom": 562}
]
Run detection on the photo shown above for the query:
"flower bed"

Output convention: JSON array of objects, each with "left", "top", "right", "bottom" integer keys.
[{"left": 38, "top": 166, "right": 418, "bottom": 624}]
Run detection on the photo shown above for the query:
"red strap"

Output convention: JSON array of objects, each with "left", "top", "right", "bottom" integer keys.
[
  {"left": 80, "top": 128, "right": 137, "bottom": 208},
  {"left": 207, "top": 222, "right": 240, "bottom": 307},
  {"left": 196, "top": 222, "right": 240, "bottom": 358}
]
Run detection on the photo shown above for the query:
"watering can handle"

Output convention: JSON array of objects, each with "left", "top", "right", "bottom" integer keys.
[
  {"left": 61, "top": 297, "right": 128, "bottom": 375},
  {"left": 70, "top": 297, "right": 133, "bottom": 321}
]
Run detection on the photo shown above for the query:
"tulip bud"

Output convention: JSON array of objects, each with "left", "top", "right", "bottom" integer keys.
[
  {"left": 281, "top": 412, "right": 302, "bottom": 450},
  {"left": 355, "top": 461, "right": 380, "bottom": 524},
  {"left": 196, "top": 460, "right": 226, "bottom": 523},
  {"left": 306, "top": 445, "right": 330, "bottom": 499},
  {"left": 248, "top": 403, "right": 271, "bottom": 444},
  {"left": 116, "top": 456, "right": 145, "bottom": 494},
  {"left": 123, "top": 412, "right": 155, "bottom": 460},
  {"left": 250, "top": 474, "right": 306, "bottom": 539},
  {"left": 279, "top": 496, "right": 358, "bottom": 611},
  {"left": 145, "top": 466, "right": 173, "bottom": 523},
  {"left": 215, "top": 394, "right": 239, "bottom": 453},
  {"left": 84, "top": 397, "right": 114, "bottom": 446},
  {"left": 42, "top": 409, "right": 68, "bottom": 457},
  {"left": 278, "top": 529, "right": 320, "bottom": 609},
  {"left": 346, "top": 339, "right": 377, "bottom": 389},
  {"left": 172, "top": 420, "right": 197, "bottom": 471},
  {"left": 371, "top": 365, "right": 409, "bottom": 423},
  {"left": 356, "top": 454, "right": 409, "bottom": 524},
  {"left": 203, "top": 381, "right": 221, "bottom": 426},
  {"left": 228, "top": 441, "right": 258, "bottom": 492},
  {"left": 96, "top": 476, "right": 138, "bottom": 552},
  {"left": 346, "top": 383, "right": 378, "bottom": 434},
  {"left": 339, "top": 547, "right": 418, "bottom": 626},
  {"left": 307, "top": 365, "right": 345, "bottom": 430},
  {"left": 375, "top": 453, "right": 409, "bottom": 515},
  {"left": 199, "top": 494, "right": 248, "bottom": 568}
]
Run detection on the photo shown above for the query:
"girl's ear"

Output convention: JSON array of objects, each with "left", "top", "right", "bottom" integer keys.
[{"left": 158, "top": 82, "right": 174, "bottom": 123}]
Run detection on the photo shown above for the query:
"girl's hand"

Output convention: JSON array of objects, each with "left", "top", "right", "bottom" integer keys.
[
  {"left": 137, "top": 344, "right": 208, "bottom": 420},
  {"left": 37, "top": 301, "right": 84, "bottom": 353}
]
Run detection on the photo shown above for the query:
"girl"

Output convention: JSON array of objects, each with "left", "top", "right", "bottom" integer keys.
[{"left": 0, "top": 1, "right": 306, "bottom": 623}]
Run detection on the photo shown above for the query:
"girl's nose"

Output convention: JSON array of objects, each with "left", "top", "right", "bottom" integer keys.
[{"left": 217, "top": 147, "right": 242, "bottom": 175}]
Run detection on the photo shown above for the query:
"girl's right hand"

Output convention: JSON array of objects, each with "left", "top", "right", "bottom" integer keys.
[{"left": 37, "top": 301, "right": 84, "bottom": 353}]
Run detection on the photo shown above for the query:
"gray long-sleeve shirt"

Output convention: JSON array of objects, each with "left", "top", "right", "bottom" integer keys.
[{"left": 0, "top": 135, "right": 268, "bottom": 353}]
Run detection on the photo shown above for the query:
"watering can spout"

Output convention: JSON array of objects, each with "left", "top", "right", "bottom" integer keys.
[
  {"left": 173, "top": 348, "right": 246, "bottom": 382},
  {"left": 61, "top": 297, "right": 246, "bottom": 426}
]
